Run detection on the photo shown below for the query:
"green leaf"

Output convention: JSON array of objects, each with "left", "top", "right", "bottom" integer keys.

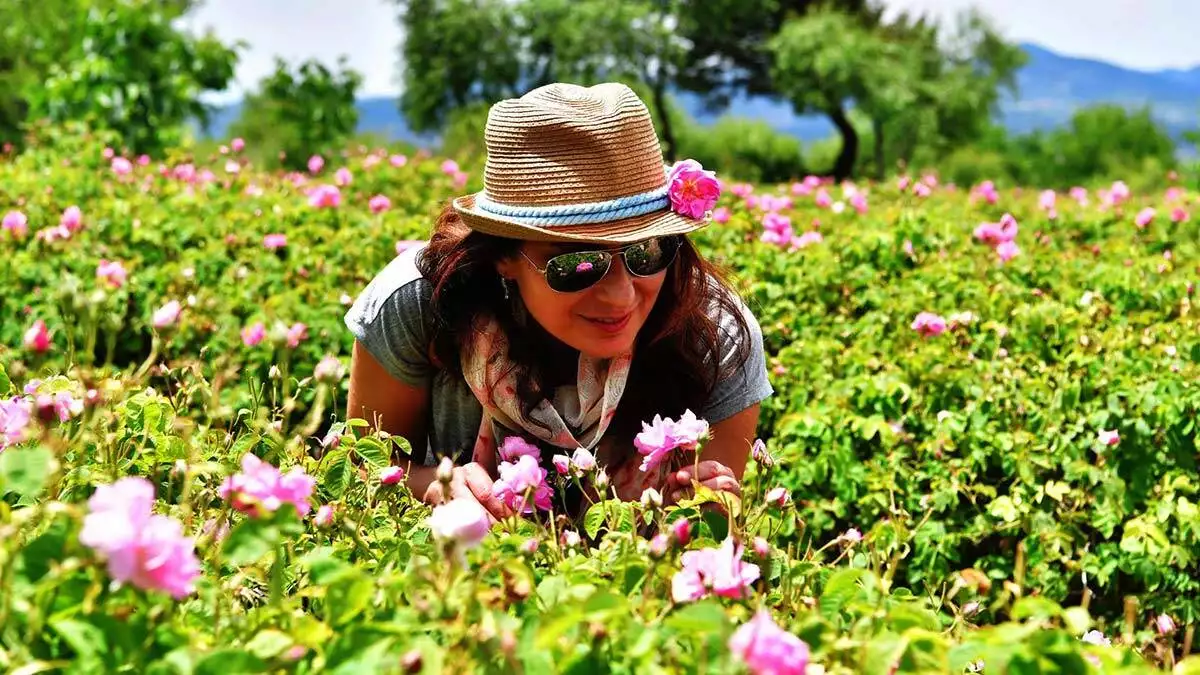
[
  {"left": 665, "top": 600, "right": 728, "bottom": 635},
  {"left": 819, "top": 568, "right": 869, "bottom": 616},
  {"left": 245, "top": 630, "right": 294, "bottom": 660},
  {"left": 326, "top": 573, "right": 374, "bottom": 626},
  {"left": 0, "top": 445, "right": 54, "bottom": 499},
  {"left": 701, "top": 509, "right": 729, "bottom": 541},
  {"left": 353, "top": 436, "right": 390, "bottom": 468},
  {"left": 0, "top": 362, "right": 12, "bottom": 395},
  {"left": 222, "top": 518, "right": 278, "bottom": 566},
  {"left": 50, "top": 618, "right": 108, "bottom": 662},
  {"left": 583, "top": 501, "right": 608, "bottom": 539},
  {"left": 194, "top": 649, "right": 267, "bottom": 675},
  {"left": 321, "top": 447, "right": 352, "bottom": 498}
]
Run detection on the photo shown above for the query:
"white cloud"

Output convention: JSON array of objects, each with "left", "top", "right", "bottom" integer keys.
[{"left": 187, "top": 0, "right": 1199, "bottom": 105}]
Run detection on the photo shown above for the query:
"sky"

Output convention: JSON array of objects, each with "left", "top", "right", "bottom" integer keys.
[{"left": 186, "top": 0, "right": 1200, "bottom": 103}]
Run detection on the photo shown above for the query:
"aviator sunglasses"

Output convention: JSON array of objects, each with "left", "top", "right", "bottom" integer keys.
[{"left": 519, "top": 235, "right": 684, "bottom": 293}]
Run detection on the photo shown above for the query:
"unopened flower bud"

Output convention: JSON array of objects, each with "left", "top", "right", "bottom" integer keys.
[
  {"left": 753, "top": 536, "right": 769, "bottom": 558},
  {"left": 640, "top": 487, "right": 663, "bottom": 509},
  {"left": 765, "top": 486, "right": 789, "bottom": 507},
  {"left": 401, "top": 649, "right": 423, "bottom": 673},
  {"left": 268, "top": 364, "right": 282, "bottom": 379},
  {"left": 751, "top": 438, "right": 774, "bottom": 467},
  {"left": 648, "top": 533, "right": 669, "bottom": 558},
  {"left": 436, "top": 456, "right": 454, "bottom": 485},
  {"left": 671, "top": 517, "right": 691, "bottom": 546},
  {"left": 1157, "top": 613, "right": 1176, "bottom": 635},
  {"left": 593, "top": 469, "right": 609, "bottom": 493},
  {"left": 962, "top": 601, "right": 980, "bottom": 617}
]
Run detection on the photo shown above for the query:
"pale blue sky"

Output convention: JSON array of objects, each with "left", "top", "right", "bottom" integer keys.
[{"left": 185, "top": 0, "right": 1200, "bottom": 103}]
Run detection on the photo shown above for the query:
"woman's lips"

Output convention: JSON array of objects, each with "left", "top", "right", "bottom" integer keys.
[{"left": 581, "top": 311, "right": 632, "bottom": 334}]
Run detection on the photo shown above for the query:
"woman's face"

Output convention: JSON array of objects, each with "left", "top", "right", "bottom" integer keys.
[{"left": 496, "top": 240, "right": 668, "bottom": 359}]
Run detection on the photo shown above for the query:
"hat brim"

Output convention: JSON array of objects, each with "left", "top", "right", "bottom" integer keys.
[{"left": 452, "top": 193, "right": 710, "bottom": 244}]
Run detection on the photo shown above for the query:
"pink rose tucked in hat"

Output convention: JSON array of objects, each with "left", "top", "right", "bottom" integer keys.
[{"left": 667, "top": 159, "right": 721, "bottom": 219}]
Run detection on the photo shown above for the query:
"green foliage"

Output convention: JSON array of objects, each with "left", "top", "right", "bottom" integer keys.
[
  {"left": 22, "top": 0, "right": 240, "bottom": 155},
  {"left": 0, "top": 127, "right": 1197, "bottom": 671},
  {"left": 229, "top": 57, "right": 364, "bottom": 170},
  {"left": 676, "top": 115, "right": 805, "bottom": 184}
]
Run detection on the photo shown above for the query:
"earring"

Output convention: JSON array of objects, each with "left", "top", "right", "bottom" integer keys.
[{"left": 500, "top": 277, "right": 511, "bottom": 300}]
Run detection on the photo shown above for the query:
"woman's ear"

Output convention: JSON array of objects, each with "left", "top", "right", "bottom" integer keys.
[{"left": 495, "top": 256, "right": 518, "bottom": 280}]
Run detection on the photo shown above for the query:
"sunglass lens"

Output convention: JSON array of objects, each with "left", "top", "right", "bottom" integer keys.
[
  {"left": 624, "top": 236, "right": 681, "bottom": 276},
  {"left": 545, "top": 251, "right": 612, "bottom": 292}
]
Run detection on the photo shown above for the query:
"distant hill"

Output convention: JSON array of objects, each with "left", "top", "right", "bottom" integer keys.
[{"left": 199, "top": 42, "right": 1200, "bottom": 149}]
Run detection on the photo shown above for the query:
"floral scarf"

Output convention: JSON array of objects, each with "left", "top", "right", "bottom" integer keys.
[{"left": 461, "top": 315, "right": 632, "bottom": 472}]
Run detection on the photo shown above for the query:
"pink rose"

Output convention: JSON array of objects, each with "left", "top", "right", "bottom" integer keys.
[
  {"left": 241, "top": 322, "right": 266, "bottom": 347},
  {"left": 499, "top": 436, "right": 541, "bottom": 462},
  {"left": 428, "top": 498, "right": 491, "bottom": 549},
  {"left": 728, "top": 610, "right": 809, "bottom": 675},
  {"left": 152, "top": 300, "right": 181, "bottom": 329},
  {"left": 666, "top": 159, "right": 720, "bottom": 219},
  {"left": 911, "top": 312, "right": 947, "bottom": 338},
  {"left": 263, "top": 233, "right": 287, "bottom": 250},
  {"left": 1, "top": 396, "right": 34, "bottom": 449},
  {"left": 23, "top": 319, "right": 51, "bottom": 353},
  {"left": 380, "top": 466, "right": 406, "bottom": 484},
  {"left": 96, "top": 260, "right": 127, "bottom": 288},
  {"left": 671, "top": 537, "right": 760, "bottom": 603},
  {"left": 3, "top": 210, "right": 28, "bottom": 238},
  {"left": 492, "top": 455, "right": 553, "bottom": 513},
  {"left": 78, "top": 477, "right": 201, "bottom": 599},
  {"left": 219, "top": 453, "right": 316, "bottom": 517},
  {"left": 369, "top": 194, "right": 391, "bottom": 214}
]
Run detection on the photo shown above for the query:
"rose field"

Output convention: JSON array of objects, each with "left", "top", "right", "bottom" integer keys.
[{"left": 4, "top": 127, "right": 1200, "bottom": 674}]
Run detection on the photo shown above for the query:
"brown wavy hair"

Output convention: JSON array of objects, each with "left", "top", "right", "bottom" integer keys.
[{"left": 416, "top": 203, "right": 752, "bottom": 464}]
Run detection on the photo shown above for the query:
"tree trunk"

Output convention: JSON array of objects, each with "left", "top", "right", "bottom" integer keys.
[
  {"left": 828, "top": 106, "right": 858, "bottom": 182},
  {"left": 872, "top": 117, "right": 885, "bottom": 181},
  {"left": 651, "top": 79, "right": 677, "bottom": 162}
]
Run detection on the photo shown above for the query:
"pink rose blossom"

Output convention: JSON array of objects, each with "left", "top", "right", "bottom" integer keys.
[
  {"left": 286, "top": 322, "right": 308, "bottom": 348},
  {"left": 913, "top": 182, "right": 932, "bottom": 198},
  {"left": 264, "top": 233, "right": 287, "bottom": 250},
  {"left": 313, "top": 355, "right": 343, "bottom": 382},
  {"left": 335, "top": 167, "right": 353, "bottom": 186},
  {"left": 814, "top": 188, "right": 832, "bottom": 208},
  {"left": 850, "top": 192, "right": 868, "bottom": 214},
  {"left": 152, "top": 300, "right": 181, "bottom": 328},
  {"left": 231, "top": 138, "right": 245, "bottom": 152},
  {"left": 731, "top": 183, "right": 754, "bottom": 198},
  {"left": 440, "top": 159, "right": 460, "bottom": 175},
  {"left": 671, "top": 537, "right": 760, "bottom": 603},
  {"left": 1098, "top": 429, "right": 1119, "bottom": 446},
  {"left": 111, "top": 157, "right": 133, "bottom": 175},
  {"left": 219, "top": 453, "right": 317, "bottom": 517},
  {"left": 35, "top": 391, "right": 82, "bottom": 422},
  {"left": 493, "top": 455, "right": 553, "bottom": 513},
  {"left": 225, "top": 160, "right": 240, "bottom": 174},
  {"left": 452, "top": 170, "right": 469, "bottom": 189},
  {"left": 1110, "top": 181, "right": 1130, "bottom": 204},
  {"left": 380, "top": 466, "right": 406, "bottom": 484},
  {"left": 728, "top": 610, "right": 809, "bottom": 675},
  {"left": 79, "top": 477, "right": 201, "bottom": 599},
  {"left": 1, "top": 397, "right": 33, "bottom": 450},
  {"left": 499, "top": 436, "right": 542, "bottom": 462},
  {"left": 1135, "top": 207, "right": 1156, "bottom": 228},
  {"left": 369, "top": 194, "right": 391, "bottom": 214},
  {"left": 3, "top": 210, "right": 28, "bottom": 238},
  {"left": 712, "top": 207, "right": 731, "bottom": 224},
  {"left": 911, "top": 312, "right": 947, "bottom": 338},
  {"left": 571, "top": 447, "right": 597, "bottom": 473},
  {"left": 1156, "top": 614, "right": 1176, "bottom": 635},
  {"left": 96, "top": 260, "right": 127, "bottom": 288},
  {"left": 308, "top": 155, "right": 325, "bottom": 174},
  {"left": 996, "top": 240, "right": 1020, "bottom": 263},
  {"left": 23, "top": 319, "right": 50, "bottom": 352},
  {"left": 973, "top": 180, "right": 999, "bottom": 204},
  {"left": 428, "top": 498, "right": 491, "bottom": 548},
  {"left": 1039, "top": 190, "right": 1056, "bottom": 211},
  {"left": 667, "top": 159, "right": 721, "bottom": 219},
  {"left": 1070, "top": 186, "right": 1089, "bottom": 205},
  {"left": 1172, "top": 207, "right": 1190, "bottom": 223},
  {"left": 390, "top": 154, "right": 407, "bottom": 167},
  {"left": 241, "top": 322, "right": 265, "bottom": 347},
  {"left": 307, "top": 184, "right": 342, "bottom": 208},
  {"left": 790, "top": 231, "right": 822, "bottom": 250},
  {"left": 314, "top": 504, "right": 335, "bottom": 527},
  {"left": 635, "top": 410, "right": 712, "bottom": 472},
  {"left": 61, "top": 206, "right": 82, "bottom": 231},
  {"left": 753, "top": 537, "right": 770, "bottom": 558},
  {"left": 974, "top": 214, "right": 1019, "bottom": 247}
]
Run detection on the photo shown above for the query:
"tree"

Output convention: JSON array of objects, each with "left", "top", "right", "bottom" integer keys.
[
  {"left": 230, "top": 57, "right": 363, "bottom": 170},
  {"left": 21, "top": 0, "right": 239, "bottom": 155},
  {"left": 767, "top": 8, "right": 897, "bottom": 180}
]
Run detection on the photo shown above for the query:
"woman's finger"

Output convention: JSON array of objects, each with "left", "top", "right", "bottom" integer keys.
[{"left": 461, "top": 463, "right": 513, "bottom": 520}]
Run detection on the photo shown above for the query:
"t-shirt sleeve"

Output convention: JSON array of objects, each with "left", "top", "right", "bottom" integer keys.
[
  {"left": 699, "top": 292, "right": 774, "bottom": 425},
  {"left": 343, "top": 248, "right": 435, "bottom": 387}
]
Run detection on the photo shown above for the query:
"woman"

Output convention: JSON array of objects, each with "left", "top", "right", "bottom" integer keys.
[{"left": 344, "top": 82, "right": 772, "bottom": 521}]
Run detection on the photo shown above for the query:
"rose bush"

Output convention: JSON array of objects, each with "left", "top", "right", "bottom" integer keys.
[{"left": 0, "top": 127, "right": 1197, "bottom": 672}]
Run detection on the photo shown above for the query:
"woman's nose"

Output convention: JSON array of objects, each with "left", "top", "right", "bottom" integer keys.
[{"left": 592, "top": 256, "right": 636, "bottom": 305}]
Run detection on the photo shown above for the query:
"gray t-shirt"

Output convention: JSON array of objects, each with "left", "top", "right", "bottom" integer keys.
[{"left": 344, "top": 243, "right": 773, "bottom": 466}]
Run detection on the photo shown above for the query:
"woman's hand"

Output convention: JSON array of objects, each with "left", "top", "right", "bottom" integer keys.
[
  {"left": 665, "top": 460, "right": 741, "bottom": 505},
  {"left": 423, "top": 462, "right": 514, "bottom": 523}
]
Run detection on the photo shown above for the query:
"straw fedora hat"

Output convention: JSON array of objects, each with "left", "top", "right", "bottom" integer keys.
[{"left": 452, "top": 82, "right": 716, "bottom": 244}]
